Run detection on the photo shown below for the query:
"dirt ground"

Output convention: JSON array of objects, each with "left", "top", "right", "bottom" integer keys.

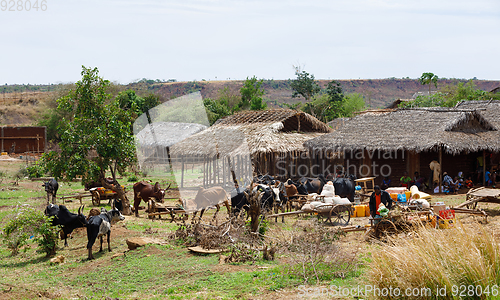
[{"left": 0, "top": 164, "right": 499, "bottom": 299}]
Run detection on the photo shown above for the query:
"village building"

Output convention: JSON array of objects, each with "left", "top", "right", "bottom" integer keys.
[
  {"left": 170, "top": 109, "right": 333, "bottom": 187},
  {"left": 305, "top": 106, "right": 500, "bottom": 189}
]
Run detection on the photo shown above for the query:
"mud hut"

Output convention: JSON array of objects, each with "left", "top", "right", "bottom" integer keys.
[
  {"left": 170, "top": 109, "right": 333, "bottom": 187},
  {"left": 305, "top": 107, "right": 500, "bottom": 189}
]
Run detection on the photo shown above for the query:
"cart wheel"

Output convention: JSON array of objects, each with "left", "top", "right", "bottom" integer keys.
[
  {"left": 330, "top": 206, "right": 351, "bottom": 226},
  {"left": 374, "top": 219, "right": 397, "bottom": 238},
  {"left": 91, "top": 191, "right": 101, "bottom": 206}
]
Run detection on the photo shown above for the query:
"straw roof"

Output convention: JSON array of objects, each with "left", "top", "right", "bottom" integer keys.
[
  {"left": 304, "top": 107, "right": 500, "bottom": 155},
  {"left": 327, "top": 118, "right": 350, "bottom": 131},
  {"left": 170, "top": 109, "right": 332, "bottom": 157},
  {"left": 135, "top": 122, "right": 208, "bottom": 147},
  {"left": 455, "top": 100, "right": 500, "bottom": 127}
]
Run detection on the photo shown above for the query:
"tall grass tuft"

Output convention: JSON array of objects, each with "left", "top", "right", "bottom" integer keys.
[{"left": 368, "top": 224, "right": 500, "bottom": 300}]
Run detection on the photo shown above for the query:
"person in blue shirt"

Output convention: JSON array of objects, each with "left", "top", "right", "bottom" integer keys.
[{"left": 485, "top": 168, "right": 492, "bottom": 186}]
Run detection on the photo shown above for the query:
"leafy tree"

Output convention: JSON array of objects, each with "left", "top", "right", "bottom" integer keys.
[
  {"left": 117, "top": 89, "right": 144, "bottom": 113},
  {"left": 42, "top": 66, "right": 136, "bottom": 215},
  {"left": 239, "top": 76, "right": 267, "bottom": 110},
  {"left": 325, "top": 80, "right": 345, "bottom": 119},
  {"left": 203, "top": 97, "right": 233, "bottom": 125},
  {"left": 419, "top": 72, "right": 439, "bottom": 94},
  {"left": 342, "top": 93, "right": 365, "bottom": 117},
  {"left": 290, "top": 68, "right": 321, "bottom": 102}
]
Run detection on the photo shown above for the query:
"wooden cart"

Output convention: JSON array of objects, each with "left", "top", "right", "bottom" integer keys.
[
  {"left": 89, "top": 186, "right": 125, "bottom": 206},
  {"left": 268, "top": 203, "right": 353, "bottom": 226}
]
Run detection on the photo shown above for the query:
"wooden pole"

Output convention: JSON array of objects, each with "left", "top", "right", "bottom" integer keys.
[
  {"left": 483, "top": 150, "right": 486, "bottom": 186},
  {"left": 181, "top": 156, "right": 184, "bottom": 189},
  {"left": 439, "top": 146, "right": 442, "bottom": 193}
]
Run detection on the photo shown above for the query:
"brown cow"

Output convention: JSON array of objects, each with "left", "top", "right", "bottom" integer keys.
[
  {"left": 133, "top": 181, "right": 169, "bottom": 217},
  {"left": 188, "top": 186, "right": 230, "bottom": 224}
]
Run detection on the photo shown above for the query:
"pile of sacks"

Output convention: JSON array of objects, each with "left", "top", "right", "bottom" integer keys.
[{"left": 302, "top": 182, "right": 351, "bottom": 212}]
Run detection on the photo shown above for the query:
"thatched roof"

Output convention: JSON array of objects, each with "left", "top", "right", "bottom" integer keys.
[
  {"left": 170, "top": 109, "right": 332, "bottom": 157},
  {"left": 327, "top": 118, "right": 350, "bottom": 130},
  {"left": 386, "top": 99, "right": 411, "bottom": 109},
  {"left": 135, "top": 122, "right": 208, "bottom": 147},
  {"left": 455, "top": 100, "right": 500, "bottom": 127},
  {"left": 305, "top": 107, "right": 500, "bottom": 155}
]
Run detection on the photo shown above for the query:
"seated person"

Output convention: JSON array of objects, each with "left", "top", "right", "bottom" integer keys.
[
  {"left": 415, "top": 176, "right": 426, "bottom": 191},
  {"left": 442, "top": 172, "right": 457, "bottom": 193},
  {"left": 369, "top": 185, "right": 392, "bottom": 224},
  {"left": 465, "top": 177, "right": 474, "bottom": 189},
  {"left": 381, "top": 176, "right": 391, "bottom": 190},
  {"left": 400, "top": 172, "right": 412, "bottom": 188}
]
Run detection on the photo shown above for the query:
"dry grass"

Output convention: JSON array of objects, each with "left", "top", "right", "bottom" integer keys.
[{"left": 368, "top": 223, "right": 500, "bottom": 299}]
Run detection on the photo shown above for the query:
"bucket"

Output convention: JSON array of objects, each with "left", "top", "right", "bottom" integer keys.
[
  {"left": 355, "top": 205, "right": 366, "bottom": 217},
  {"left": 405, "top": 191, "right": 411, "bottom": 200},
  {"left": 390, "top": 193, "right": 398, "bottom": 201}
]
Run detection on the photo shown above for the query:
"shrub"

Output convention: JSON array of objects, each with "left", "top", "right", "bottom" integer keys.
[
  {"left": 368, "top": 224, "right": 500, "bottom": 300},
  {"left": 127, "top": 174, "right": 138, "bottom": 182},
  {"left": 279, "top": 222, "right": 359, "bottom": 284},
  {"left": 1, "top": 207, "right": 60, "bottom": 257}
]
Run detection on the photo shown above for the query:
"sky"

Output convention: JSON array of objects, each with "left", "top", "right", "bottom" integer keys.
[{"left": 1, "top": 0, "right": 499, "bottom": 85}]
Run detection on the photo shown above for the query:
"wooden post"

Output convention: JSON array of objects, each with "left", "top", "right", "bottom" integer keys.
[
  {"left": 439, "top": 146, "right": 442, "bottom": 193},
  {"left": 203, "top": 156, "right": 207, "bottom": 188},
  {"left": 214, "top": 156, "right": 218, "bottom": 185},
  {"left": 222, "top": 157, "right": 226, "bottom": 187},
  {"left": 180, "top": 156, "right": 184, "bottom": 188},
  {"left": 483, "top": 150, "right": 486, "bottom": 187}
]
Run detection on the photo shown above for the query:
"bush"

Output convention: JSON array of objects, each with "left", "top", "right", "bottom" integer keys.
[
  {"left": 127, "top": 174, "right": 138, "bottom": 182},
  {"left": 368, "top": 225, "right": 500, "bottom": 300},
  {"left": 279, "top": 222, "right": 358, "bottom": 284},
  {"left": 26, "top": 163, "right": 44, "bottom": 178},
  {"left": 1, "top": 207, "right": 60, "bottom": 257}
]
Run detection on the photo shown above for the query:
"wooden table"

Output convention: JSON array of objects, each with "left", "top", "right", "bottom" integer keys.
[{"left": 355, "top": 177, "right": 376, "bottom": 194}]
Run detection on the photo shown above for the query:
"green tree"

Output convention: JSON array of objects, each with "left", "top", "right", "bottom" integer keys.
[
  {"left": 239, "top": 76, "right": 267, "bottom": 110},
  {"left": 419, "top": 72, "right": 439, "bottom": 95},
  {"left": 42, "top": 66, "right": 136, "bottom": 215},
  {"left": 290, "top": 68, "right": 321, "bottom": 102},
  {"left": 342, "top": 93, "right": 365, "bottom": 117},
  {"left": 116, "top": 89, "right": 145, "bottom": 113}
]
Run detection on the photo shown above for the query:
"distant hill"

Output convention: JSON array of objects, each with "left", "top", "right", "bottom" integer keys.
[
  {"left": 1, "top": 78, "right": 499, "bottom": 126},
  {"left": 135, "top": 78, "right": 500, "bottom": 109}
]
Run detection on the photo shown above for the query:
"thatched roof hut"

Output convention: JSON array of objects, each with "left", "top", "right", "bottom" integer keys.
[
  {"left": 305, "top": 107, "right": 500, "bottom": 189},
  {"left": 455, "top": 100, "right": 500, "bottom": 128},
  {"left": 305, "top": 107, "right": 499, "bottom": 155},
  {"left": 172, "top": 109, "right": 332, "bottom": 157},
  {"left": 170, "top": 109, "right": 333, "bottom": 183}
]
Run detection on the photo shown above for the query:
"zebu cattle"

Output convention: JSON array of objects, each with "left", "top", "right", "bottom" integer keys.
[
  {"left": 42, "top": 178, "right": 59, "bottom": 204},
  {"left": 133, "top": 181, "right": 168, "bottom": 217},
  {"left": 86, "top": 208, "right": 125, "bottom": 260},
  {"left": 44, "top": 204, "right": 87, "bottom": 247},
  {"left": 189, "top": 186, "right": 231, "bottom": 224}
]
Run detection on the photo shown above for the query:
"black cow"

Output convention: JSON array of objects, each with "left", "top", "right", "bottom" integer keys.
[
  {"left": 230, "top": 184, "right": 276, "bottom": 217},
  {"left": 86, "top": 208, "right": 125, "bottom": 260},
  {"left": 332, "top": 176, "right": 356, "bottom": 202},
  {"left": 44, "top": 204, "right": 87, "bottom": 247},
  {"left": 253, "top": 184, "right": 275, "bottom": 213},
  {"left": 286, "top": 179, "right": 308, "bottom": 195},
  {"left": 42, "top": 178, "right": 59, "bottom": 204}
]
